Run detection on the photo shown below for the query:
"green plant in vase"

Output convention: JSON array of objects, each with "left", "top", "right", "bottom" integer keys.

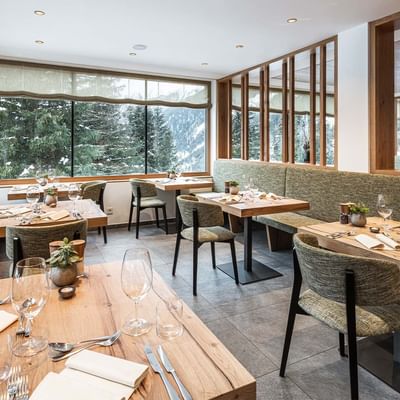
[
  {"left": 229, "top": 180, "right": 240, "bottom": 195},
  {"left": 349, "top": 202, "right": 369, "bottom": 227}
]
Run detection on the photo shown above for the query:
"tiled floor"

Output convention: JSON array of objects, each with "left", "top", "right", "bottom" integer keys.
[{"left": 5, "top": 225, "right": 399, "bottom": 400}]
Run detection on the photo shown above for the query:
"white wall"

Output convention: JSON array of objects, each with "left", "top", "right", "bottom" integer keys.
[{"left": 337, "top": 23, "right": 369, "bottom": 173}]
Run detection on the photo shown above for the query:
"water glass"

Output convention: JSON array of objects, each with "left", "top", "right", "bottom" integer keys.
[
  {"left": 68, "top": 184, "right": 80, "bottom": 215},
  {"left": 377, "top": 194, "right": 393, "bottom": 229},
  {"left": 26, "top": 186, "right": 40, "bottom": 210},
  {"left": 156, "top": 296, "right": 183, "bottom": 340},
  {"left": 0, "top": 335, "right": 12, "bottom": 393}
]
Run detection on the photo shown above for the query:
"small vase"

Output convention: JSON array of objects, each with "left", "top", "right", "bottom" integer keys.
[
  {"left": 50, "top": 264, "right": 77, "bottom": 287},
  {"left": 45, "top": 194, "right": 58, "bottom": 207},
  {"left": 350, "top": 213, "right": 367, "bottom": 227},
  {"left": 229, "top": 186, "right": 240, "bottom": 195}
]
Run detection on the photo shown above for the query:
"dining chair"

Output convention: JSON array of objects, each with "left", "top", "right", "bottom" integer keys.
[
  {"left": 5, "top": 220, "right": 88, "bottom": 271},
  {"left": 280, "top": 233, "right": 400, "bottom": 400},
  {"left": 173, "top": 195, "right": 239, "bottom": 296},
  {"left": 80, "top": 180, "right": 107, "bottom": 244},
  {"left": 128, "top": 179, "right": 168, "bottom": 239}
]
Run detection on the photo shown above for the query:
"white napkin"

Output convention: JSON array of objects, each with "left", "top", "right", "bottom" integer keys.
[
  {"left": 65, "top": 350, "right": 148, "bottom": 388},
  {"left": 355, "top": 234, "right": 384, "bottom": 249},
  {"left": 0, "top": 310, "right": 18, "bottom": 332},
  {"left": 376, "top": 234, "right": 400, "bottom": 250},
  {"left": 8, "top": 207, "right": 31, "bottom": 216},
  {"left": 30, "top": 372, "right": 117, "bottom": 400},
  {"left": 41, "top": 209, "right": 70, "bottom": 221}
]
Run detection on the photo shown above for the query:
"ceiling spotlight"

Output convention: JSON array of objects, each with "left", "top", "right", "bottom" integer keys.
[
  {"left": 132, "top": 44, "right": 147, "bottom": 51},
  {"left": 287, "top": 18, "right": 298, "bottom": 23},
  {"left": 34, "top": 10, "right": 46, "bottom": 16},
  {"left": 201, "top": 62, "right": 208, "bottom": 66},
  {"left": 35, "top": 40, "right": 45, "bottom": 45},
  {"left": 129, "top": 52, "right": 137, "bottom": 56},
  {"left": 235, "top": 44, "right": 244, "bottom": 49}
]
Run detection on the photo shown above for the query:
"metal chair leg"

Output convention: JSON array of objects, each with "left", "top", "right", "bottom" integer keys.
[
  {"left": 172, "top": 234, "right": 181, "bottom": 276},
  {"left": 339, "top": 332, "right": 346, "bottom": 357},
  {"left": 229, "top": 240, "right": 239, "bottom": 284},
  {"left": 136, "top": 208, "right": 140, "bottom": 239},
  {"left": 193, "top": 241, "right": 198, "bottom": 296},
  {"left": 210, "top": 242, "right": 216, "bottom": 269},
  {"left": 102, "top": 227, "right": 107, "bottom": 244},
  {"left": 155, "top": 208, "right": 160, "bottom": 228},
  {"left": 128, "top": 204, "right": 134, "bottom": 231},
  {"left": 162, "top": 205, "right": 168, "bottom": 235}
]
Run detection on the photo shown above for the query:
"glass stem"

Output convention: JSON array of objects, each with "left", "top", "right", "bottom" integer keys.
[
  {"left": 134, "top": 301, "right": 138, "bottom": 322},
  {"left": 25, "top": 318, "right": 32, "bottom": 338}
]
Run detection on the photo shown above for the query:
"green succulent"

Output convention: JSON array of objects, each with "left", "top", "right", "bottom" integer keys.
[
  {"left": 349, "top": 202, "right": 369, "bottom": 215},
  {"left": 47, "top": 237, "right": 81, "bottom": 268}
]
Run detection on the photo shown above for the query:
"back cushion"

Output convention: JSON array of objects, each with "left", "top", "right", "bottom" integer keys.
[
  {"left": 285, "top": 167, "right": 400, "bottom": 222},
  {"left": 213, "top": 159, "right": 287, "bottom": 195}
]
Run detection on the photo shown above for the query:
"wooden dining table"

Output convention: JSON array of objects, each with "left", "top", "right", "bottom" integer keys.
[
  {"left": 197, "top": 193, "right": 309, "bottom": 284},
  {"left": 7, "top": 184, "right": 72, "bottom": 201},
  {"left": 299, "top": 217, "right": 400, "bottom": 394},
  {"left": 0, "top": 199, "right": 107, "bottom": 238},
  {"left": 0, "top": 262, "right": 256, "bottom": 399}
]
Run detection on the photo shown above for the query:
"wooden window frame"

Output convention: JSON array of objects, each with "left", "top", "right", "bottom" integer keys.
[{"left": 216, "top": 36, "right": 337, "bottom": 169}]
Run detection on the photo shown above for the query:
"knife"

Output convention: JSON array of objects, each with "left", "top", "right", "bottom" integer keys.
[
  {"left": 144, "top": 345, "right": 180, "bottom": 400},
  {"left": 158, "top": 345, "right": 192, "bottom": 400}
]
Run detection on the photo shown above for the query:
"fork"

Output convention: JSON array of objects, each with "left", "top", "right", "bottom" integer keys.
[
  {"left": 16, "top": 375, "right": 29, "bottom": 400},
  {"left": 7, "top": 365, "right": 21, "bottom": 399}
]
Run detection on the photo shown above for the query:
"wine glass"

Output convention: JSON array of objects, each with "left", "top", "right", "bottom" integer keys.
[
  {"left": 0, "top": 335, "right": 12, "bottom": 393},
  {"left": 11, "top": 258, "right": 49, "bottom": 357},
  {"left": 68, "top": 184, "right": 80, "bottom": 216},
  {"left": 121, "top": 249, "right": 153, "bottom": 336},
  {"left": 26, "top": 186, "right": 40, "bottom": 213},
  {"left": 377, "top": 194, "right": 393, "bottom": 230}
]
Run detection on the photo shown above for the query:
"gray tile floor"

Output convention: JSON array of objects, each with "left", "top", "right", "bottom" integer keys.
[{"left": 74, "top": 226, "right": 400, "bottom": 399}]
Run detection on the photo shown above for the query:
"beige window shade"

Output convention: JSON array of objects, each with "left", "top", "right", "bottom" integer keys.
[{"left": 0, "top": 64, "right": 209, "bottom": 107}]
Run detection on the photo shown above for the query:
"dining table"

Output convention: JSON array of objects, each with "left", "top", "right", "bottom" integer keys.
[
  {"left": 0, "top": 199, "right": 107, "bottom": 238},
  {"left": 146, "top": 178, "right": 213, "bottom": 233},
  {"left": 197, "top": 192, "right": 310, "bottom": 284},
  {"left": 0, "top": 262, "right": 256, "bottom": 399},
  {"left": 7, "top": 184, "right": 73, "bottom": 201},
  {"left": 299, "top": 217, "right": 400, "bottom": 394}
]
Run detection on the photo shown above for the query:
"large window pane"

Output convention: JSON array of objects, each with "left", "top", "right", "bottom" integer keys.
[
  {"left": 74, "top": 102, "right": 145, "bottom": 176},
  {"left": 269, "top": 60, "right": 283, "bottom": 162},
  {"left": 326, "top": 41, "right": 336, "bottom": 166},
  {"left": 248, "top": 68, "right": 261, "bottom": 160},
  {"left": 231, "top": 75, "right": 242, "bottom": 159},
  {"left": 147, "top": 106, "right": 206, "bottom": 173},
  {"left": 0, "top": 97, "right": 71, "bottom": 179}
]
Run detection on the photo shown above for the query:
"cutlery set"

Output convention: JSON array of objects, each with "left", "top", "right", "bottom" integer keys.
[
  {"left": 5, "top": 366, "right": 29, "bottom": 400},
  {"left": 145, "top": 344, "right": 192, "bottom": 400}
]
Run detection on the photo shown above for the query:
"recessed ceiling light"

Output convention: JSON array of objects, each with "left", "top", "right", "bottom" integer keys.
[
  {"left": 35, "top": 40, "right": 45, "bottom": 45},
  {"left": 34, "top": 10, "right": 46, "bottom": 16},
  {"left": 132, "top": 44, "right": 147, "bottom": 51},
  {"left": 201, "top": 62, "right": 208, "bottom": 66},
  {"left": 235, "top": 44, "right": 244, "bottom": 49},
  {"left": 129, "top": 52, "right": 137, "bottom": 56},
  {"left": 287, "top": 18, "right": 298, "bottom": 23}
]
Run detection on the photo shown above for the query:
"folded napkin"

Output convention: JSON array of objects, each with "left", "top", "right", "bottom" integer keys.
[
  {"left": 30, "top": 372, "right": 117, "bottom": 400},
  {"left": 8, "top": 207, "right": 31, "bottom": 216},
  {"left": 376, "top": 234, "right": 400, "bottom": 250},
  {"left": 12, "top": 185, "right": 29, "bottom": 191},
  {"left": 66, "top": 350, "right": 148, "bottom": 389},
  {"left": 355, "top": 234, "right": 384, "bottom": 249},
  {"left": 266, "top": 192, "right": 283, "bottom": 200},
  {"left": 219, "top": 195, "right": 242, "bottom": 204},
  {"left": 0, "top": 310, "right": 18, "bottom": 332},
  {"left": 41, "top": 209, "right": 70, "bottom": 221}
]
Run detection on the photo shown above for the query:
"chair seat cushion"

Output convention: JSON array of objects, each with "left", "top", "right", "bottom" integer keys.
[
  {"left": 299, "top": 289, "right": 400, "bottom": 337},
  {"left": 134, "top": 197, "right": 165, "bottom": 208},
  {"left": 254, "top": 212, "right": 323, "bottom": 234},
  {"left": 181, "top": 226, "right": 235, "bottom": 242}
]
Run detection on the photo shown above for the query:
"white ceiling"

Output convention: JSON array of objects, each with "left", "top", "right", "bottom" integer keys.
[{"left": 0, "top": 0, "right": 399, "bottom": 80}]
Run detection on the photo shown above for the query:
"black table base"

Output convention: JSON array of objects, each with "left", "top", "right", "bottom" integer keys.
[
  {"left": 356, "top": 334, "right": 400, "bottom": 392},
  {"left": 218, "top": 259, "right": 282, "bottom": 284}
]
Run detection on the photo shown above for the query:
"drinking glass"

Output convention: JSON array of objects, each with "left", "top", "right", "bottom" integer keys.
[
  {"left": 68, "top": 184, "right": 80, "bottom": 216},
  {"left": 377, "top": 194, "right": 393, "bottom": 229},
  {"left": 11, "top": 258, "right": 49, "bottom": 357},
  {"left": 121, "top": 249, "right": 153, "bottom": 336},
  {"left": 0, "top": 336, "right": 12, "bottom": 393},
  {"left": 26, "top": 186, "right": 40, "bottom": 212},
  {"left": 156, "top": 296, "right": 183, "bottom": 340}
]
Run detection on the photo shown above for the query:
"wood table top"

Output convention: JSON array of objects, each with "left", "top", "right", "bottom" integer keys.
[
  {"left": 0, "top": 263, "right": 256, "bottom": 400},
  {"left": 146, "top": 178, "right": 213, "bottom": 192},
  {"left": 299, "top": 217, "right": 400, "bottom": 264},
  {"left": 8, "top": 184, "right": 72, "bottom": 201},
  {"left": 0, "top": 199, "right": 107, "bottom": 238},
  {"left": 197, "top": 192, "right": 310, "bottom": 218}
]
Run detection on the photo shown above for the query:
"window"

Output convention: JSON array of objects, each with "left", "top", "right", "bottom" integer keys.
[
  {"left": 0, "top": 63, "right": 210, "bottom": 179},
  {"left": 217, "top": 37, "right": 337, "bottom": 167}
]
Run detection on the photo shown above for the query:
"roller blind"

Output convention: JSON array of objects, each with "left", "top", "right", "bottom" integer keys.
[{"left": 0, "top": 64, "right": 210, "bottom": 107}]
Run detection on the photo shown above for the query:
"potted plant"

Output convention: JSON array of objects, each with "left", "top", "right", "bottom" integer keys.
[
  {"left": 229, "top": 180, "right": 240, "bottom": 195},
  {"left": 47, "top": 237, "right": 82, "bottom": 287},
  {"left": 349, "top": 202, "right": 369, "bottom": 227},
  {"left": 303, "top": 140, "right": 310, "bottom": 163},
  {"left": 44, "top": 187, "right": 58, "bottom": 207},
  {"left": 167, "top": 169, "right": 176, "bottom": 179}
]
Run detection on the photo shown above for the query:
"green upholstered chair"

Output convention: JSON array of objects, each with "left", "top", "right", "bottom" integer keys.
[
  {"left": 173, "top": 195, "right": 239, "bottom": 296},
  {"left": 280, "top": 233, "right": 400, "bottom": 400},
  {"left": 128, "top": 179, "right": 168, "bottom": 239},
  {"left": 6, "top": 220, "right": 87, "bottom": 271},
  {"left": 80, "top": 180, "right": 107, "bottom": 244}
]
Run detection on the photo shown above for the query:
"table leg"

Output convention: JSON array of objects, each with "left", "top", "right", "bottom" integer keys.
[{"left": 244, "top": 217, "right": 253, "bottom": 272}]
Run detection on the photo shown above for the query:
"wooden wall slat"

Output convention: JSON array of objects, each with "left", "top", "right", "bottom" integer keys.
[
  {"left": 227, "top": 80, "right": 233, "bottom": 159},
  {"left": 310, "top": 51, "right": 316, "bottom": 164},
  {"left": 217, "top": 81, "right": 229, "bottom": 159},
  {"left": 263, "top": 65, "right": 270, "bottom": 162},
  {"left": 319, "top": 45, "right": 327, "bottom": 166},
  {"left": 288, "top": 56, "right": 295, "bottom": 163},
  {"left": 282, "top": 60, "right": 288, "bottom": 163},
  {"left": 241, "top": 73, "right": 249, "bottom": 160},
  {"left": 259, "top": 68, "right": 265, "bottom": 161}
]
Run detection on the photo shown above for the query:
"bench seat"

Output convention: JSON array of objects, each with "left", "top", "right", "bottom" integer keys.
[{"left": 254, "top": 212, "right": 324, "bottom": 235}]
